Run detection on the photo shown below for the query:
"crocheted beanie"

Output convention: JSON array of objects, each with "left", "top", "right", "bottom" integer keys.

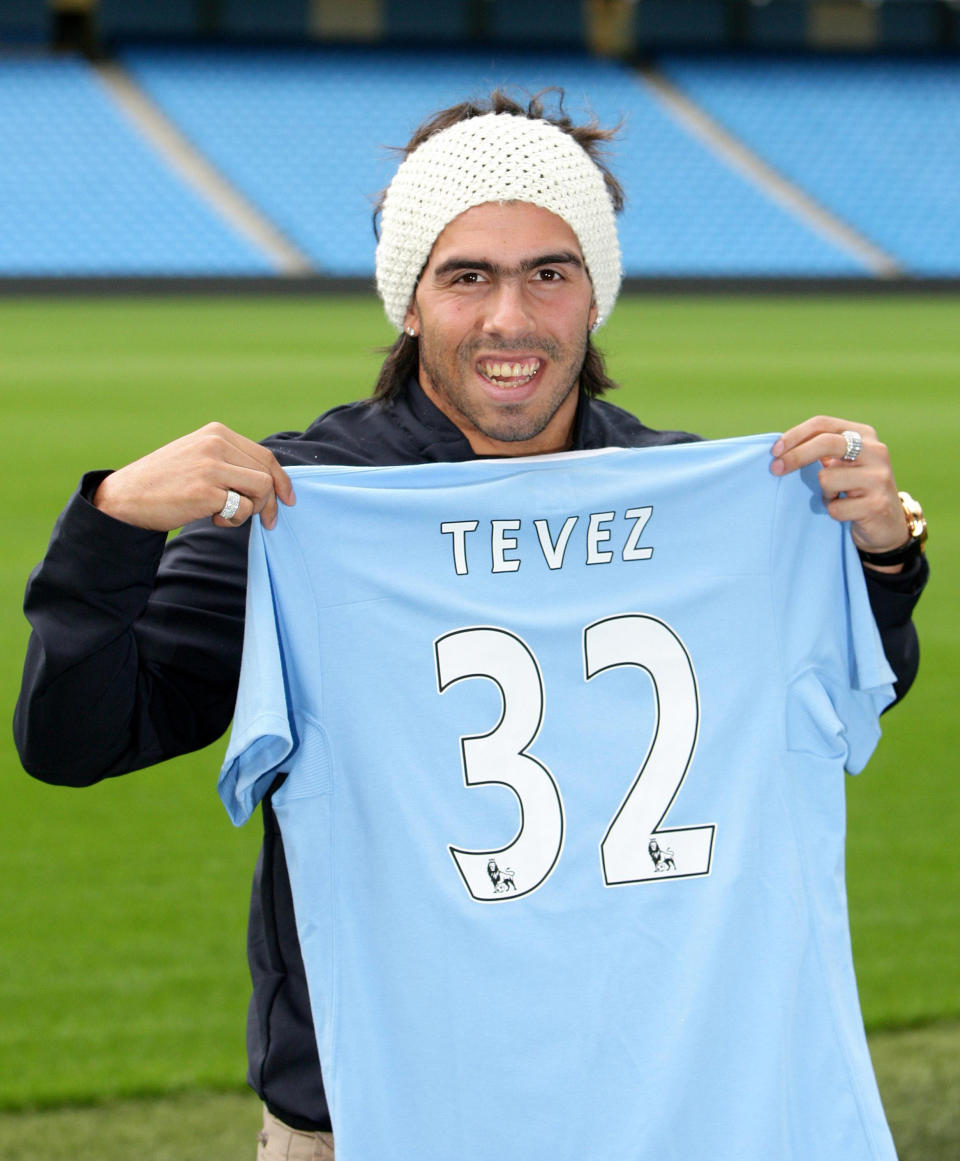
[{"left": 375, "top": 112, "right": 622, "bottom": 331}]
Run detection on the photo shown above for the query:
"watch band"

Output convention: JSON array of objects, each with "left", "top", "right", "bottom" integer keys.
[{"left": 857, "top": 539, "right": 924, "bottom": 567}]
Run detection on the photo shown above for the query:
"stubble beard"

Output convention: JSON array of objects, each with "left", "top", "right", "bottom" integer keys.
[{"left": 418, "top": 330, "right": 589, "bottom": 446}]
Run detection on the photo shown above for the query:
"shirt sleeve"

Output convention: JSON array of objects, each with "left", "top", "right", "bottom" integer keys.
[
  {"left": 773, "top": 466, "right": 896, "bottom": 774},
  {"left": 218, "top": 517, "right": 297, "bottom": 826}
]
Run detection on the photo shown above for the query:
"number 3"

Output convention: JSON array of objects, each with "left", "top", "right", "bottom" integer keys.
[
  {"left": 435, "top": 628, "right": 564, "bottom": 901},
  {"left": 435, "top": 615, "right": 715, "bottom": 902}
]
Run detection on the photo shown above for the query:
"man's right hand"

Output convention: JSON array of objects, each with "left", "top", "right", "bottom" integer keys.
[{"left": 92, "top": 422, "right": 295, "bottom": 532}]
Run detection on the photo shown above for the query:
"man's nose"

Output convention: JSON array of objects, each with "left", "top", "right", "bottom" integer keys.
[{"left": 481, "top": 279, "right": 535, "bottom": 338}]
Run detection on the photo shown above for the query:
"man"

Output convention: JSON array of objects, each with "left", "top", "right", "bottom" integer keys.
[{"left": 16, "top": 91, "right": 927, "bottom": 1158}]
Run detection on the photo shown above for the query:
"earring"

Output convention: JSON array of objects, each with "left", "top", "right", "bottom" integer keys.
[{"left": 406, "top": 327, "right": 417, "bottom": 338}]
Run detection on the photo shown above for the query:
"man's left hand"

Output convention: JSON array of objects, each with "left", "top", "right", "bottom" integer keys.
[{"left": 770, "top": 417, "right": 910, "bottom": 572}]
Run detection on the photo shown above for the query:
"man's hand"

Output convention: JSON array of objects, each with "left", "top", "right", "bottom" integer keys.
[
  {"left": 770, "top": 417, "right": 909, "bottom": 572},
  {"left": 93, "top": 423, "right": 295, "bottom": 532}
]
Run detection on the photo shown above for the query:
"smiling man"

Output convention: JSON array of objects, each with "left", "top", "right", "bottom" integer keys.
[
  {"left": 16, "top": 91, "right": 928, "bottom": 1159},
  {"left": 406, "top": 201, "right": 595, "bottom": 454}
]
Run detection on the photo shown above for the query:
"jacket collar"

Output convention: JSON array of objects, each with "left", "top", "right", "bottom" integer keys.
[{"left": 400, "top": 378, "right": 598, "bottom": 459}]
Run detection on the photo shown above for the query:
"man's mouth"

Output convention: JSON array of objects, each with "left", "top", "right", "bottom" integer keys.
[{"left": 477, "top": 359, "right": 542, "bottom": 388}]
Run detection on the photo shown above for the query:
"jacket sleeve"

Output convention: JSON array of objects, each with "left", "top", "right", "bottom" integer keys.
[
  {"left": 863, "top": 554, "right": 928, "bottom": 705},
  {"left": 14, "top": 472, "right": 252, "bottom": 786}
]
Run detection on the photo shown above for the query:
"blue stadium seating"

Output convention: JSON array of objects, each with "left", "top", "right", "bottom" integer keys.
[
  {"left": 119, "top": 45, "right": 862, "bottom": 277},
  {"left": 659, "top": 55, "right": 960, "bottom": 277},
  {"left": 0, "top": 57, "right": 274, "bottom": 275},
  {"left": 1, "top": 47, "right": 957, "bottom": 278}
]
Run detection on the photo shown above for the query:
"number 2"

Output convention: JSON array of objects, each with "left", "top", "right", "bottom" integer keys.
[
  {"left": 585, "top": 615, "right": 714, "bottom": 886},
  {"left": 435, "top": 615, "right": 715, "bottom": 902}
]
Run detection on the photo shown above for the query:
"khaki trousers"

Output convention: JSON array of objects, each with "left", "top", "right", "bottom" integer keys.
[{"left": 257, "top": 1106, "right": 335, "bottom": 1160}]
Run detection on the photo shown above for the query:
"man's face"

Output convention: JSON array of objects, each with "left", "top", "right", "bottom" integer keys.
[{"left": 404, "top": 202, "right": 598, "bottom": 457}]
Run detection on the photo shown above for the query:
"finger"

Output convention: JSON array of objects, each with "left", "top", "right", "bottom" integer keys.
[
  {"left": 250, "top": 474, "right": 282, "bottom": 530},
  {"left": 201, "top": 424, "right": 295, "bottom": 508},
  {"left": 771, "top": 431, "right": 866, "bottom": 476},
  {"left": 771, "top": 416, "right": 872, "bottom": 458},
  {"left": 201, "top": 464, "right": 281, "bottom": 528},
  {"left": 220, "top": 440, "right": 295, "bottom": 509},
  {"left": 211, "top": 490, "right": 256, "bottom": 529},
  {"left": 228, "top": 465, "right": 286, "bottom": 525},
  {"left": 819, "top": 473, "right": 878, "bottom": 509},
  {"left": 823, "top": 494, "right": 876, "bottom": 526},
  {"left": 823, "top": 493, "right": 906, "bottom": 539},
  {"left": 270, "top": 460, "right": 295, "bottom": 508},
  {"left": 818, "top": 469, "right": 908, "bottom": 551},
  {"left": 816, "top": 463, "right": 881, "bottom": 500}
]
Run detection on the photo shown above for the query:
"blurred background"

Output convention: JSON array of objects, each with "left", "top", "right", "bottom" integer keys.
[
  {"left": 1, "top": 0, "right": 960, "bottom": 284},
  {"left": 1, "top": 2, "right": 957, "bottom": 1159}
]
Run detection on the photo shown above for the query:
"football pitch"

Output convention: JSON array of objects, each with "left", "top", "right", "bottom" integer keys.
[{"left": 1, "top": 293, "right": 957, "bottom": 1158}]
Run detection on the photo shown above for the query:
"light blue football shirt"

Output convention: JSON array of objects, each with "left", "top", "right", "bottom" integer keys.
[{"left": 220, "top": 435, "right": 897, "bottom": 1161}]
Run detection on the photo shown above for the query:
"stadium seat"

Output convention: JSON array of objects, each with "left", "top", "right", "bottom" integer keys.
[
  {"left": 659, "top": 54, "right": 960, "bottom": 276},
  {"left": 2, "top": 47, "right": 957, "bottom": 279},
  {"left": 0, "top": 56, "right": 275, "bottom": 275},
  {"left": 120, "top": 44, "right": 863, "bottom": 277}
]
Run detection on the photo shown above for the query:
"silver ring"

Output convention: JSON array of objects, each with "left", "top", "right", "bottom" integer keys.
[
  {"left": 218, "top": 489, "right": 241, "bottom": 520},
  {"left": 841, "top": 430, "right": 863, "bottom": 462}
]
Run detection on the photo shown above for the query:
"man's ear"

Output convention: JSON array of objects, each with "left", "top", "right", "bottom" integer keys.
[
  {"left": 588, "top": 300, "right": 598, "bottom": 332},
  {"left": 403, "top": 304, "right": 419, "bottom": 339}
]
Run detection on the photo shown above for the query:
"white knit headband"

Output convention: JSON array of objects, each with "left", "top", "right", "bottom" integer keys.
[{"left": 375, "top": 112, "right": 622, "bottom": 331}]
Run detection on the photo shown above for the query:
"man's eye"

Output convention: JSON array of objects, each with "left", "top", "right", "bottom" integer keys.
[
  {"left": 455, "top": 271, "right": 484, "bottom": 284},
  {"left": 536, "top": 268, "right": 563, "bottom": 282}
]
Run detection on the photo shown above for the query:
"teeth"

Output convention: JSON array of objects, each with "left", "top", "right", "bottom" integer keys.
[{"left": 480, "top": 360, "right": 540, "bottom": 382}]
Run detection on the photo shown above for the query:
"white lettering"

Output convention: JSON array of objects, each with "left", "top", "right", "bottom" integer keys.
[
  {"left": 586, "top": 512, "right": 615, "bottom": 565},
  {"left": 534, "top": 516, "right": 578, "bottom": 570},
  {"left": 441, "top": 509, "right": 655, "bottom": 575},
  {"left": 622, "top": 507, "right": 654, "bottom": 561},
  {"left": 492, "top": 520, "right": 521, "bottom": 573},
  {"left": 441, "top": 520, "right": 480, "bottom": 575}
]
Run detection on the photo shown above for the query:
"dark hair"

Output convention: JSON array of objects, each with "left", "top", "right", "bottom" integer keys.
[{"left": 371, "top": 89, "right": 623, "bottom": 403}]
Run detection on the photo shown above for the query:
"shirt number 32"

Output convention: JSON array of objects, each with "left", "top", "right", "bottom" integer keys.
[{"left": 434, "top": 614, "right": 716, "bottom": 902}]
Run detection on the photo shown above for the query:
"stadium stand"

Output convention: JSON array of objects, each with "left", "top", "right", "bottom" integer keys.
[
  {"left": 0, "top": 46, "right": 957, "bottom": 279},
  {"left": 659, "top": 54, "right": 960, "bottom": 277},
  {"left": 118, "top": 45, "right": 864, "bottom": 277},
  {"left": 0, "top": 56, "right": 274, "bottom": 275}
]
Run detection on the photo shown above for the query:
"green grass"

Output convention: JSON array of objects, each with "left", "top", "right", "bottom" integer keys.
[
  {"left": 0, "top": 1090, "right": 262, "bottom": 1161},
  {"left": 0, "top": 1026, "right": 956, "bottom": 1161},
  {"left": 1, "top": 296, "right": 958, "bottom": 1126}
]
